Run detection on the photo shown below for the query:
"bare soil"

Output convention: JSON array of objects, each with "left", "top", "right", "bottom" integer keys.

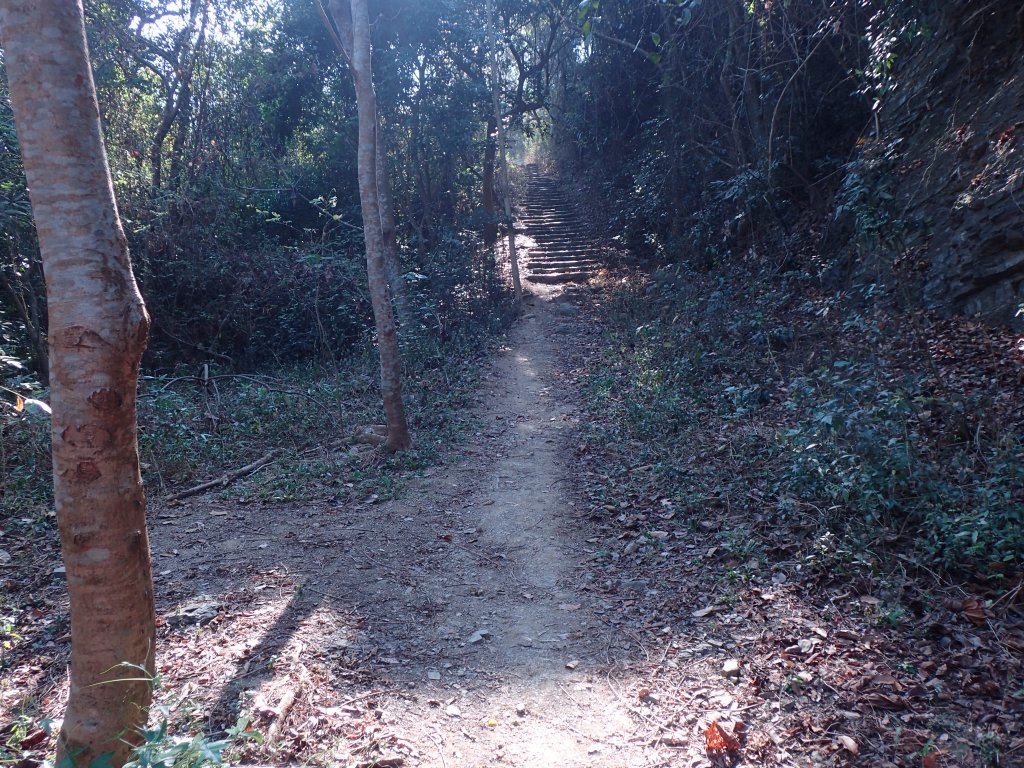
[{"left": 136, "top": 282, "right": 656, "bottom": 767}]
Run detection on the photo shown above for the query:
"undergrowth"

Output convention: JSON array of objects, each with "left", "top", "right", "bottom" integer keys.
[
  {"left": 0, "top": 290, "right": 515, "bottom": 545},
  {"left": 0, "top": 281, "right": 515, "bottom": 766},
  {"left": 583, "top": 257, "right": 1024, "bottom": 584}
]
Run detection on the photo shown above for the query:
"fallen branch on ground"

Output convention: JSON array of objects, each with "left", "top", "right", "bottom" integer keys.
[
  {"left": 266, "top": 682, "right": 301, "bottom": 745},
  {"left": 166, "top": 449, "right": 282, "bottom": 502}
]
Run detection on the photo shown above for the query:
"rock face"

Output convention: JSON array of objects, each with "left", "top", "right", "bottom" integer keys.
[{"left": 839, "top": 1, "right": 1024, "bottom": 326}]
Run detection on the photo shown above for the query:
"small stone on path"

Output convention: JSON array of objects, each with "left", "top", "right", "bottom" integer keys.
[{"left": 467, "top": 628, "right": 492, "bottom": 644}]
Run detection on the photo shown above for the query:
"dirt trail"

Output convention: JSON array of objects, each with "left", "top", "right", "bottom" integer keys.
[
  {"left": 143, "top": 229, "right": 650, "bottom": 764},
  {"left": 344, "top": 286, "right": 648, "bottom": 766}
]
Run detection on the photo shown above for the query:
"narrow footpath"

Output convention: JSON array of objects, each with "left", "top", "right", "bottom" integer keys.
[{"left": 348, "top": 285, "right": 649, "bottom": 766}]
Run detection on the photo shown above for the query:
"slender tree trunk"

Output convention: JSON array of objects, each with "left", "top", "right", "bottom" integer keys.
[
  {"left": 411, "top": 58, "right": 433, "bottom": 255},
  {"left": 486, "top": 0, "right": 522, "bottom": 302},
  {"left": 167, "top": 83, "right": 192, "bottom": 190},
  {"left": 315, "top": 0, "right": 407, "bottom": 325},
  {"left": 375, "top": 124, "right": 408, "bottom": 325},
  {"left": 482, "top": 115, "right": 498, "bottom": 246},
  {"left": 0, "top": 2, "right": 155, "bottom": 766},
  {"left": 722, "top": 2, "right": 748, "bottom": 167},
  {"left": 149, "top": 4, "right": 207, "bottom": 194},
  {"left": 329, "top": 0, "right": 412, "bottom": 452}
]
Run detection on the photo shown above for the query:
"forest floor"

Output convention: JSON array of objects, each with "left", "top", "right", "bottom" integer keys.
[
  {"left": 146, "top": 279, "right": 659, "bottom": 768},
  {"left": 4, "top": 282, "right": 1019, "bottom": 768},
  {"left": 2, "top": 171, "right": 1023, "bottom": 768}
]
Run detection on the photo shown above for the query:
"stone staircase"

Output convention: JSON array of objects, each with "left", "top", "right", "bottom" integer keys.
[{"left": 519, "top": 165, "right": 603, "bottom": 284}]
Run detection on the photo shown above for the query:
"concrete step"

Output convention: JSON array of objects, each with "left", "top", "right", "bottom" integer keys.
[
  {"left": 528, "top": 256, "right": 602, "bottom": 266},
  {"left": 520, "top": 168, "right": 603, "bottom": 283},
  {"left": 525, "top": 226, "right": 584, "bottom": 234},
  {"left": 531, "top": 253, "right": 602, "bottom": 261},
  {"left": 530, "top": 242, "right": 600, "bottom": 250},
  {"left": 528, "top": 265, "right": 599, "bottom": 275},
  {"left": 526, "top": 271, "right": 594, "bottom": 284}
]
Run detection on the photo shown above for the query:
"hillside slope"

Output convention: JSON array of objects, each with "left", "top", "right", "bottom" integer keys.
[{"left": 832, "top": 1, "right": 1024, "bottom": 325}]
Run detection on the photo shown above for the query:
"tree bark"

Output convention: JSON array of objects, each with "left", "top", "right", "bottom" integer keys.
[
  {"left": 329, "top": 0, "right": 412, "bottom": 452},
  {"left": 486, "top": 0, "right": 522, "bottom": 302},
  {"left": 482, "top": 115, "right": 498, "bottom": 246},
  {"left": 314, "top": 0, "right": 407, "bottom": 325},
  {"left": 0, "top": 1, "right": 155, "bottom": 765},
  {"left": 154, "top": 1, "right": 208, "bottom": 194},
  {"left": 375, "top": 124, "right": 409, "bottom": 326}
]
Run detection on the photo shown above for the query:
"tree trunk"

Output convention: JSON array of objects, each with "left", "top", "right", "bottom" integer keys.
[
  {"left": 167, "top": 82, "right": 192, "bottom": 190},
  {"left": 0, "top": 1, "right": 155, "bottom": 766},
  {"left": 486, "top": 0, "right": 522, "bottom": 302},
  {"left": 722, "top": 2, "right": 748, "bottom": 167},
  {"left": 375, "top": 124, "right": 409, "bottom": 325},
  {"left": 329, "top": 0, "right": 412, "bottom": 452},
  {"left": 315, "top": 0, "right": 407, "bottom": 325},
  {"left": 411, "top": 58, "right": 432, "bottom": 255},
  {"left": 148, "top": 4, "right": 207, "bottom": 194},
  {"left": 482, "top": 115, "right": 498, "bottom": 246}
]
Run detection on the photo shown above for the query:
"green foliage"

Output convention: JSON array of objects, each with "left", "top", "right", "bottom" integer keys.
[
  {"left": 42, "top": 665, "right": 262, "bottom": 768},
  {"left": 832, "top": 141, "right": 923, "bottom": 257},
  {"left": 776, "top": 359, "right": 1024, "bottom": 573},
  {"left": 122, "top": 712, "right": 261, "bottom": 768},
  {"left": 556, "top": 0, "right": 873, "bottom": 264},
  {"left": 858, "top": 1, "right": 931, "bottom": 108},
  {"left": 4, "top": 0, "right": 520, "bottom": 373},
  {"left": 1, "top": 281, "right": 511, "bottom": 523},
  {"left": 584, "top": 261, "right": 1024, "bottom": 581},
  {"left": 0, "top": 393, "right": 53, "bottom": 519}
]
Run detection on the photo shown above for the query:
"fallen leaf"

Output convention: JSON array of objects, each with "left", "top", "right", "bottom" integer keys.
[
  {"left": 960, "top": 599, "right": 987, "bottom": 626},
  {"left": 838, "top": 735, "right": 858, "bottom": 755},
  {"left": 692, "top": 605, "right": 723, "bottom": 618},
  {"left": 705, "top": 721, "right": 740, "bottom": 753},
  {"left": 860, "top": 691, "right": 906, "bottom": 710},
  {"left": 19, "top": 729, "right": 48, "bottom": 749}
]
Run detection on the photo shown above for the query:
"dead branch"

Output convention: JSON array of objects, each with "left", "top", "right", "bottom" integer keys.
[
  {"left": 266, "top": 682, "right": 301, "bottom": 745},
  {"left": 165, "top": 449, "right": 282, "bottom": 502}
]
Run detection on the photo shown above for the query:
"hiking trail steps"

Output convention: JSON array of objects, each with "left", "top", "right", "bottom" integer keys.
[{"left": 519, "top": 165, "right": 605, "bottom": 285}]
